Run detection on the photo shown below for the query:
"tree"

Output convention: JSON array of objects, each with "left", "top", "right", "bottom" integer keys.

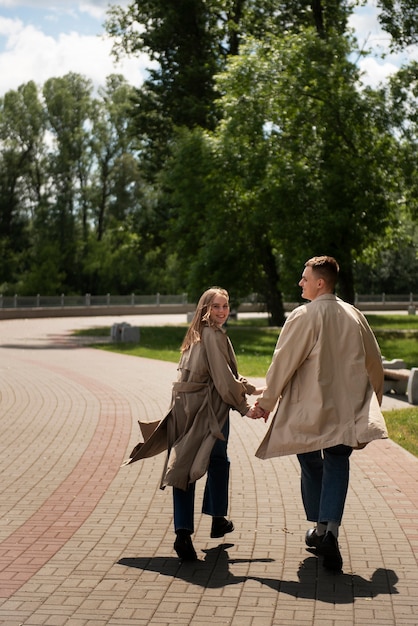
[
  {"left": 103, "top": 0, "right": 370, "bottom": 314},
  {"left": 0, "top": 71, "right": 178, "bottom": 296},
  {"left": 376, "top": 0, "right": 418, "bottom": 49},
  {"left": 105, "top": 0, "right": 360, "bottom": 168},
  {"left": 353, "top": 213, "right": 418, "bottom": 294},
  {"left": 0, "top": 81, "right": 46, "bottom": 289},
  {"left": 106, "top": 0, "right": 223, "bottom": 176},
  {"left": 89, "top": 75, "right": 142, "bottom": 241},
  {"left": 235, "top": 34, "right": 398, "bottom": 301},
  {"left": 383, "top": 62, "right": 418, "bottom": 219},
  {"left": 163, "top": 29, "right": 398, "bottom": 321},
  {"left": 356, "top": 60, "right": 418, "bottom": 296},
  {"left": 42, "top": 73, "right": 95, "bottom": 290}
]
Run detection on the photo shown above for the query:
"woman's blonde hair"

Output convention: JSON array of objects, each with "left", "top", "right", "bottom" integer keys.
[{"left": 180, "top": 286, "right": 229, "bottom": 352}]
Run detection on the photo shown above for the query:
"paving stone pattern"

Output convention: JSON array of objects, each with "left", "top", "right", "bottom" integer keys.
[{"left": 0, "top": 316, "right": 417, "bottom": 626}]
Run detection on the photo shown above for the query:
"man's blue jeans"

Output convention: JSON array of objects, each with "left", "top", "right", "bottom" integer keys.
[
  {"left": 173, "top": 419, "right": 230, "bottom": 533},
  {"left": 297, "top": 444, "right": 352, "bottom": 524}
]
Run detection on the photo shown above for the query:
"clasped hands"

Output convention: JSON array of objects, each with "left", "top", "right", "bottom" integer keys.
[{"left": 246, "top": 401, "right": 270, "bottom": 422}]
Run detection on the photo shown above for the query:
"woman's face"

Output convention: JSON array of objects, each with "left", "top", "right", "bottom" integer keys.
[{"left": 209, "top": 293, "right": 230, "bottom": 327}]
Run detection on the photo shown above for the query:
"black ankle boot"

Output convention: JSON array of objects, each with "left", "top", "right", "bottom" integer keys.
[
  {"left": 174, "top": 530, "right": 197, "bottom": 561},
  {"left": 210, "top": 516, "right": 234, "bottom": 538},
  {"left": 320, "top": 531, "right": 343, "bottom": 572}
]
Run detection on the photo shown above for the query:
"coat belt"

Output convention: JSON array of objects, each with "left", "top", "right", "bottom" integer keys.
[{"left": 172, "top": 381, "right": 225, "bottom": 441}]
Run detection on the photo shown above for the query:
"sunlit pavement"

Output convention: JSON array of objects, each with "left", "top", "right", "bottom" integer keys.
[{"left": 0, "top": 315, "right": 417, "bottom": 626}]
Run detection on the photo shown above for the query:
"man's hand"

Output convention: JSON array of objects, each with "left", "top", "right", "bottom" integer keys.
[{"left": 246, "top": 403, "right": 270, "bottom": 422}]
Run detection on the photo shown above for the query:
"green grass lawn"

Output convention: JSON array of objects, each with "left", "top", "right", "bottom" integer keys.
[
  {"left": 82, "top": 314, "right": 418, "bottom": 373},
  {"left": 365, "top": 314, "right": 418, "bottom": 369},
  {"left": 384, "top": 408, "right": 418, "bottom": 457},
  {"left": 78, "top": 314, "right": 418, "bottom": 457},
  {"left": 83, "top": 324, "right": 279, "bottom": 376}
]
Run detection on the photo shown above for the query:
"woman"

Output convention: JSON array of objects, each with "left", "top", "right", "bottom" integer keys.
[{"left": 124, "top": 287, "right": 262, "bottom": 561}]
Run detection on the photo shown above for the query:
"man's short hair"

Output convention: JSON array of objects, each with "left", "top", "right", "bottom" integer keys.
[{"left": 305, "top": 256, "right": 339, "bottom": 290}]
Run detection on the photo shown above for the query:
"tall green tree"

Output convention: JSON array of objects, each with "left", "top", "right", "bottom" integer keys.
[
  {"left": 222, "top": 33, "right": 398, "bottom": 303},
  {"left": 42, "top": 73, "right": 94, "bottom": 290},
  {"left": 0, "top": 81, "right": 46, "bottom": 289},
  {"left": 89, "top": 75, "right": 142, "bottom": 241},
  {"left": 106, "top": 0, "right": 359, "bottom": 170},
  {"left": 82, "top": 75, "right": 151, "bottom": 293},
  {"left": 106, "top": 0, "right": 223, "bottom": 175},
  {"left": 164, "top": 30, "right": 398, "bottom": 321},
  {"left": 104, "top": 0, "right": 368, "bottom": 312},
  {"left": 384, "top": 62, "right": 418, "bottom": 218},
  {"left": 0, "top": 73, "right": 160, "bottom": 296}
]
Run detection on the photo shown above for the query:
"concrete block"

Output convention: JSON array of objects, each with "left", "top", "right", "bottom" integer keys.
[
  {"left": 407, "top": 367, "right": 418, "bottom": 405},
  {"left": 111, "top": 322, "right": 128, "bottom": 341},
  {"left": 382, "top": 358, "right": 407, "bottom": 369},
  {"left": 121, "top": 325, "right": 140, "bottom": 342},
  {"left": 111, "top": 322, "right": 139, "bottom": 343}
]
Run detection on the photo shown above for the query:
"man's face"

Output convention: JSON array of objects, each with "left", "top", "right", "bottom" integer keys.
[{"left": 298, "top": 266, "right": 320, "bottom": 301}]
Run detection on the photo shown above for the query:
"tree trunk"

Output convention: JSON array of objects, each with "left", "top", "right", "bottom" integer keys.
[
  {"left": 260, "top": 243, "right": 286, "bottom": 326},
  {"left": 311, "top": 0, "right": 325, "bottom": 38},
  {"left": 336, "top": 258, "right": 355, "bottom": 304}
]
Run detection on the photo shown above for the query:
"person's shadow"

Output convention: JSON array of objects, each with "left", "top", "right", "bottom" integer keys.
[{"left": 117, "top": 543, "right": 398, "bottom": 603}]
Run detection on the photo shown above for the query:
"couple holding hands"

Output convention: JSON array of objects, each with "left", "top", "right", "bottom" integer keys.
[{"left": 125, "top": 256, "right": 387, "bottom": 573}]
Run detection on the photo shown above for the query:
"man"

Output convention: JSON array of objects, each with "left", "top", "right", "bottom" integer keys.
[{"left": 250, "top": 256, "right": 387, "bottom": 572}]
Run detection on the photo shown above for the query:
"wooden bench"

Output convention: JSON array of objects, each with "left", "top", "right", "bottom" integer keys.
[
  {"left": 382, "top": 359, "right": 410, "bottom": 395},
  {"left": 383, "top": 368, "right": 410, "bottom": 395}
]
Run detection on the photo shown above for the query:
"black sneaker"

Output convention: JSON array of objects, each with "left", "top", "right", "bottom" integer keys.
[
  {"left": 320, "top": 531, "right": 343, "bottom": 572},
  {"left": 174, "top": 530, "right": 197, "bottom": 562},
  {"left": 210, "top": 517, "right": 234, "bottom": 538}
]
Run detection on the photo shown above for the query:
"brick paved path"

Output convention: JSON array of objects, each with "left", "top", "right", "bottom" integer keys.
[{"left": 0, "top": 316, "right": 417, "bottom": 626}]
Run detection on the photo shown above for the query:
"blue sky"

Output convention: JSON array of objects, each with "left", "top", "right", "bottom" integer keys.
[
  {"left": 1, "top": 3, "right": 103, "bottom": 38},
  {"left": 0, "top": 1, "right": 416, "bottom": 97}
]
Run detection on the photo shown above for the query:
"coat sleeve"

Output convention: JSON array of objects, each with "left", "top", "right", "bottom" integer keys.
[
  {"left": 357, "top": 313, "right": 384, "bottom": 404},
  {"left": 257, "top": 306, "right": 316, "bottom": 412},
  {"left": 202, "top": 326, "right": 251, "bottom": 415}
]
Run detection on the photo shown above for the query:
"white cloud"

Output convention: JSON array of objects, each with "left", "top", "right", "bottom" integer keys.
[
  {"left": 0, "top": 16, "right": 149, "bottom": 95},
  {"left": 347, "top": 3, "right": 417, "bottom": 88},
  {"left": 349, "top": 6, "right": 388, "bottom": 55},
  {"left": 79, "top": 3, "right": 108, "bottom": 21},
  {"left": 357, "top": 56, "right": 400, "bottom": 88}
]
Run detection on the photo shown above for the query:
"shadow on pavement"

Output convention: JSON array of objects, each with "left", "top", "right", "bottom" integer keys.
[
  {"left": 0, "top": 336, "right": 108, "bottom": 350},
  {"left": 117, "top": 544, "right": 398, "bottom": 604}
]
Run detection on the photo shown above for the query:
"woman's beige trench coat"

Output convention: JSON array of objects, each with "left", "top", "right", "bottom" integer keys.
[
  {"left": 123, "top": 324, "right": 256, "bottom": 491},
  {"left": 255, "top": 294, "right": 388, "bottom": 460}
]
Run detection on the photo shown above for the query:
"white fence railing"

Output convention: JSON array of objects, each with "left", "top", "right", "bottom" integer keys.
[
  {"left": 1, "top": 292, "right": 417, "bottom": 310},
  {"left": 0, "top": 293, "right": 189, "bottom": 309},
  {"left": 354, "top": 293, "right": 417, "bottom": 304},
  {"left": 0, "top": 293, "right": 417, "bottom": 320}
]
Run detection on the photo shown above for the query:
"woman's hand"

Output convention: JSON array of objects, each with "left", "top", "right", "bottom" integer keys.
[{"left": 246, "top": 403, "right": 270, "bottom": 422}]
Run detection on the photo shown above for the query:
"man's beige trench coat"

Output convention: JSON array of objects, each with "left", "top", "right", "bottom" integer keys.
[
  {"left": 255, "top": 294, "right": 388, "bottom": 460},
  {"left": 124, "top": 324, "right": 256, "bottom": 490}
]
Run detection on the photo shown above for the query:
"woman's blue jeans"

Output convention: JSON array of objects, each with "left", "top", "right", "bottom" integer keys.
[
  {"left": 173, "top": 419, "right": 230, "bottom": 533},
  {"left": 297, "top": 444, "right": 352, "bottom": 524}
]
